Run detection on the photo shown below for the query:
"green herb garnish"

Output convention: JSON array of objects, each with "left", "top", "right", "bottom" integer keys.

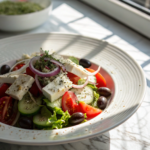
[{"left": 0, "top": 1, "right": 44, "bottom": 15}]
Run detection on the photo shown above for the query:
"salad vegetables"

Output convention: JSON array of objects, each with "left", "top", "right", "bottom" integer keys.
[{"left": 0, "top": 49, "right": 112, "bottom": 130}]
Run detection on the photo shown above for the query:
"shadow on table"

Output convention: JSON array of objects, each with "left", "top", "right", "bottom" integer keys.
[{"left": 0, "top": 132, "right": 110, "bottom": 150}]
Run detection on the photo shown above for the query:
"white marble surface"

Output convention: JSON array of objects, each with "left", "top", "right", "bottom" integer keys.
[{"left": 0, "top": 0, "right": 150, "bottom": 149}]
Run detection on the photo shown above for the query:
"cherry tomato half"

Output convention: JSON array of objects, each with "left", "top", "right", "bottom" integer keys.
[
  {"left": 67, "top": 72, "right": 80, "bottom": 85},
  {"left": 85, "top": 68, "right": 106, "bottom": 88},
  {"left": 29, "top": 82, "right": 41, "bottom": 97},
  {"left": 0, "top": 96, "right": 13, "bottom": 121},
  {"left": 26, "top": 67, "right": 35, "bottom": 78},
  {"left": 62, "top": 91, "right": 79, "bottom": 115},
  {"left": 78, "top": 101, "right": 102, "bottom": 119},
  {"left": 12, "top": 63, "right": 25, "bottom": 71},
  {"left": 0, "top": 83, "right": 10, "bottom": 98},
  {"left": 0, "top": 97, "right": 18, "bottom": 125}
]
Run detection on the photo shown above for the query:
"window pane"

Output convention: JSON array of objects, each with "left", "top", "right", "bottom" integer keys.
[{"left": 120, "top": 0, "right": 150, "bottom": 14}]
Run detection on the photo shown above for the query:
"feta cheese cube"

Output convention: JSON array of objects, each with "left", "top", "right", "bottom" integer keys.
[
  {"left": 0, "top": 74, "right": 19, "bottom": 84},
  {"left": 42, "top": 73, "right": 72, "bottom": 102},
  {"left": 52, "top": 54, "right": 88, "bottom": 78},
  {"left": 64, "top": 59, "right": 88, "bottom": 78},
  {"left": 5, "top": 74, "right": 34, "bottom": 100}
]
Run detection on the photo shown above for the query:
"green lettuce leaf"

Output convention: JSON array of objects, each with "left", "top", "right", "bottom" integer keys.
[
  {"left": 81, "top": 113, "right": 87, "bottom": 123},
  {"left": 69, "top": 56, "right": 79, "bottom": 65},
  {"left": 92, "top": 91, "right": 100, "bottom": 107},
  {"left": 42, "top": 106, "right": 71, "bottom": 130},
  {"left": 51, "top": 107, "right": 64, "bottom": 115}
]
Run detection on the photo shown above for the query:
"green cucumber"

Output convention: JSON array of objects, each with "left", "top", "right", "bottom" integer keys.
[
  {"left": 46, "top": 97, "right": 62, "bottom": 108},
  {"left": 88, "top": 75, "right": 97, "bottom": 84},
  {"left": 78, "top": 76, "right": 97, "bottom": 85},
  {"left": 18, "top": 93, "right": 42, "bottom": 116},
  {"left": 70, "top": 86, "right": 94, "bottom": 104},
  {"left": 33, "top": 114, "right": 51, "bottom": 129}
]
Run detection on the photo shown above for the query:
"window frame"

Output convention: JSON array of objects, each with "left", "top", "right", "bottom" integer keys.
[{"left": 81, "top": 0, "right": 150, "bottom": 39}]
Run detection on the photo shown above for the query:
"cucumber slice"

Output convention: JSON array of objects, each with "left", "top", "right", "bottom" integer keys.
[
  {"left": 70, "top": 86, "right": 94, "bottom": 104},
  {"left": 33, "top": 114, "right": 51, "bottom": 128},
  {"left": 46, "top": 97, "right": 62, "bottom": 108},
  {"left": 18, "top": 93, "right": 42, "bottom": 116},
  {"left": 78, "top": 76, "right": 97, "bottom": 85},
  {"left": 86, "top": 75, "right": 97, "bottom": 84}
]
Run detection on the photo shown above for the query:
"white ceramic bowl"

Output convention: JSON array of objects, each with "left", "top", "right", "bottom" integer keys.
[
  {"left": 0, "top": 33, "right": 146, "bottom": 145},
  {"left": 0, "top": 0, "right": 52, "bottom": 32}
]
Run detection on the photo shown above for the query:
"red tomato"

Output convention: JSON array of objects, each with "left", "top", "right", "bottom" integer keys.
[
  {"left": 0, "top": 97, "right": 6, "bottom": 121},
  {"left": 0, "top": 97, "right": 18, "bottom": 125},
  {"left": 86, "top": 68, "right": 106, "bottom": 88},
  {"left": 67, "top": 72, "right": 80, "bottom": 84},
  {"left": 78, "top": 102, "right": 102, "bottom": 119},
  {"left": 12, "top": 63, "right": 25, "bottom": 71},
  {"left": 0, "top": 84, "right": 9, "bottom": 98},
  {"left": 4, "top": 100, "right": 18, "bottom": 125},
  {"left": 26, "top": 67, "right": 35, "bottom": 77},
  {"left": 62, "top": 91, "right": 79, "bottom": 115},
  {"left": 26, "top": 67, "right": 40, "bottom": 96},
  {"left": 29, "top": 82, "right": 41, "bottom": 97},
  {"left": 0, "top": 96, "right": 13, "bottom": 122}
]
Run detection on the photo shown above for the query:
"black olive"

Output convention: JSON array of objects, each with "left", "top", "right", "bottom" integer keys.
[
  {"left": 0, "top": 65, "right": 10, "bottom": 75},
  {"left": 69, "top": 112, "right": 84, "bottom": 125},
  {"left": 98, "top": 87, "right": 111, "bottom": 97},
  {"left": 79, "top": 59, "right": 91, "bottom": 68},
  {"left": 97, "top": 96, "right": 107, "bottom": 110},
  {"left": 18, "top": 116, "right": 33, "bottom": 129}
]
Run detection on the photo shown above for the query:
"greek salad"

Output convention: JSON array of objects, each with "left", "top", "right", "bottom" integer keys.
[{"left": 0, "top": 50, "right": 111, "bottom": 130}]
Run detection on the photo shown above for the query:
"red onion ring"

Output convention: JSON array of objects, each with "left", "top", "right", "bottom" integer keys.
[
  {"left": 44, "top": 58, "right": 66, "bottom": 72},
  {"left": 72, "top": 77, "right": 89, "bottom": 88},
  {"left": 87, "top": 66, "right": 101, "bottom": 76},
  {"left": 35, "top": 75, "right": 42, "bottom": 92},
  {"left": 45, "top": 66, "right": 50, "bottom": 70},
  {"left": 29, "top": 56, "right": 60, "bottom": 77}
]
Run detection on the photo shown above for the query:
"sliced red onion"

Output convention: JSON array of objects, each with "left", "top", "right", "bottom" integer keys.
[
  {"left": 35, "top": 75, "right": 42, "bottom": 92},
  {"left": 44, "top": 58, "right": 66, "bottom": 72},
  {"left": 29, "top": 56, "right": 60, "bottom": 77},
  {"left": 45, "top": 66, "right": 50, "bottom": 70},
  {"left": 72, "top": 77, "right": 89, "bottom": 88},
  {"left": 86, "top": 66, "right": 101, "bottom": 76}
]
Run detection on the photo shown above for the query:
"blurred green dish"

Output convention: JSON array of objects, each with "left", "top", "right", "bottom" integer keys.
[{"left": 0, "top": 1, "right": 44, "bottom": 15}]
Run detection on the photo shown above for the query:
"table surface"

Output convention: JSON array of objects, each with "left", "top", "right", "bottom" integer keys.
[{"left": 0, "top": 0, "right": 150, "bottom": 150}]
